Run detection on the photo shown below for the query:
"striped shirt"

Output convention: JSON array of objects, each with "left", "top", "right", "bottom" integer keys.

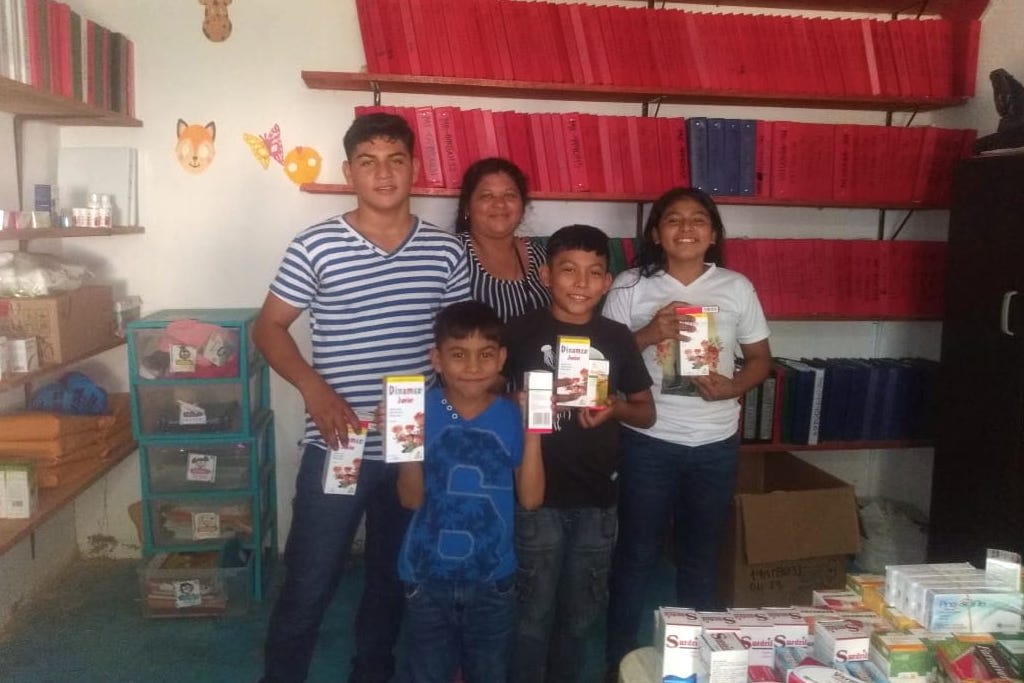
[
  {"left": 270, "top": 215, "right": 470, "bottom": 459},
  {"left": 460, "top": 234, "right": 552, "bottom": 322}
]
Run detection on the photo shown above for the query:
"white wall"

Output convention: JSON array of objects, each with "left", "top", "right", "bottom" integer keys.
[{"left": 2, "top": 0, "right": 1023, "bottom": 618}]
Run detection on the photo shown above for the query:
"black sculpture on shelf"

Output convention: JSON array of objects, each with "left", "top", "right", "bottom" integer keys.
[{"left": 973, "top": 68, "right": 1024, "bottom": 153}]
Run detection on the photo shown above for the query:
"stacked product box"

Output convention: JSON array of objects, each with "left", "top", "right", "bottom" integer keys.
[
  {"left": 813, "top": 619, "right": 872, "bottom": 666},
  {"left": 787, "top": 665, "right": 865, "bottom": 683},
  {"left": 654, "top": 607, "right": 703, "bottom": 682},
  {"left": 836, "top": 661, "right": 889, "bottom": 683},
  {"left": 699, "top": 632, "right": 748, "bottom": 683},
  {"left": 869, "top": 632, "right": 933, "bottom": 683}
]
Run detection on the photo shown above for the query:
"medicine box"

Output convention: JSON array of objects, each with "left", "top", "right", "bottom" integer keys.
[
  {"left": 555, "top": 335, "right": 590, "bottom": 407},
  {"left": 384, "top": 375, "right": 425, "bottom": 463},
  {"left": 524, "top": 370, "right": 553, "bottom": 433},
  {"left": 676, "top": 306, "right": 718, "bottom": 376},
  {"left": 699, "top": 632, "right": 748, "bottom": 683},
  {"left": 0, "top": 463, "right": 38, "bottom": 519},
  {"left": 813, "top": 619, "right": 872, "bottom": 665},
  {"left": 323, "top": 423, "right": 369, "bottom": 495},
  {"left": 654, "top": 607, "right": 703, "bottom": 682}
]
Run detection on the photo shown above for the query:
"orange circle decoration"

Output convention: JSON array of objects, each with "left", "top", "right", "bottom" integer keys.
[{"left": 283, "top": 146, "right": 322, "bottom": 185}]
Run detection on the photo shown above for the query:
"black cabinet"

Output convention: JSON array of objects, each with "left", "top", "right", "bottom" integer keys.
[{"left": 928, "top": 154, "right": 1024, "bottom": 565}]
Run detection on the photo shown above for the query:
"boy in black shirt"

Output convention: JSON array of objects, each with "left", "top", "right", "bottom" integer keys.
[{"left": 503, "top": 224, "right": 655, "bottom": 683}]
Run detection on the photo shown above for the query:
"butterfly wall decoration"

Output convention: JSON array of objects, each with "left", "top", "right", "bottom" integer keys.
[
  {"left": 242, "top": 123, "right": 322, "bottom": 185},
  {"left": 242, "top": 124, "right": 284, "bottom": 170}
]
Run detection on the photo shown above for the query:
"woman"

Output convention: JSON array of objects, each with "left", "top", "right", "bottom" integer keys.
[
  {"left": 602, "top": 187, "right": 773, "bottom": 673},
  {"left": 455, "top": 157, "right": 551, "bottom": 321}
]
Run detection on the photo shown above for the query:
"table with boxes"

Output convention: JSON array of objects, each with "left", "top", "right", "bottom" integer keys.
[
  {"left": 127, "top": 309, "right": 276, "bottom": 617},
  {"left": 639, "top": 554, "right": 1024, "bottom": 683}
]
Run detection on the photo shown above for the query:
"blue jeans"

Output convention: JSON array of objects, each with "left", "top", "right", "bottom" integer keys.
[
  {"left": 263, "top": 446, "right": 411, "bottom": 683},
  {"left": 605, "top": 430, "right": 740, "bottom": 668},
  {"left": 398, "top": 576, "right": 517, "bottom": 683},
  {"left": 513, "top": 506, "right": 617, "bottom": 683}
]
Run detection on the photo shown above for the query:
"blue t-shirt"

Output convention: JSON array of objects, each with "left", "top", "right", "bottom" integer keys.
[{"left": 398, "top": 386, "right": 524, "bottom": 583}]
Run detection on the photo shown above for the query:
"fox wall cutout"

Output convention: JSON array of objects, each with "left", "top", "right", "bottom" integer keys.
[{"left": 176, "top": 119, "right": 217, "bottom": 174}]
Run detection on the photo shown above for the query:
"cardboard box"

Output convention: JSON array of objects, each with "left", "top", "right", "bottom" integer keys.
[
  {"left": 717, "top": 452, "right": 861, "bottom": 608},
  {"left": 0, "top": 285, "right": 116, "bottom": 364}
]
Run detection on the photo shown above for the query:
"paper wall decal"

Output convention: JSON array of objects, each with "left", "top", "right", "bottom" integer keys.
[
  {"left": 175, "top": 119, "right": 217, "bottom": 174},
  {"left": 242, "top": 124, "right": 284, "bottom": 170},
  {"left": 283, "top": 146, "right": 322, "bottom": 185},
  {"left": 199, "top": 0, "right": 232, "bottom": 43}
]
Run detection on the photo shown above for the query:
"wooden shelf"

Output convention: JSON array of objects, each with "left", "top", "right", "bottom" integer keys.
[
  {"left": 768, "top": 314, "right": 942, "bottom": 321},
  {"left": 301, "top": 71, "right": 968, "bottom": 113},
  {"left": 0, "top": 77, "right": 141, "bottom": 126},
  {"left": 741, "top": 439, "right": 932, "bottom": 453},
  {"left": 0, "top": 440, "right": 138, "bottom": 556},
  {"left": 300, "top": 182, "right": 948, "bottom": 211},
  {"left": 0, "top": 225, "right": 145, "bottom": 242},
  {"left": 0, "top": 339, "right": 127, "bottom": 393}
]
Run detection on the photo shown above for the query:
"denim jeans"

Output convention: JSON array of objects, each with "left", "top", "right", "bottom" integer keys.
[
  {"left": 262, "top": 446, "right": 411, "bottom": 683},
  {"left": 605, "top": 430, "right": 740, "bottom": 668},
  {"left": 398, "top": 576, "right": 517, "bottom": 683},
  {"left": 513, "top": 505, "right": 617, "bottom": 683}
]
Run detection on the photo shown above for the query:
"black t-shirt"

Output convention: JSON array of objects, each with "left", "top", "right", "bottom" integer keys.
[{"left": 503, "top": 308, "right": 653, "bottom": 508}]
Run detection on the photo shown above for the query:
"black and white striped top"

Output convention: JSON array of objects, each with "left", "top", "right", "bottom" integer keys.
[{"left": 459, "top": 233, "right": 552, "bottom": 322}]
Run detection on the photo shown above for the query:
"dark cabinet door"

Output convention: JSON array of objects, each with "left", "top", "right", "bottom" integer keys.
[{"left": 928, "top": 155, "right": 1024, "bottom": 565}]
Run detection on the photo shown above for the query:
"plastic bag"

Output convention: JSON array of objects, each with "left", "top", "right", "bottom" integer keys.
[{"left": 0, "top": 251, "right": 91, "bottom": 297}]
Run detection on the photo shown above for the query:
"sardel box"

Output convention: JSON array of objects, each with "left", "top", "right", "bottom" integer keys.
[
  {"left": 0, "top": 285, "right": 116, "bottom": 364},
  {"left": 718, "top": 452, "right": 861, "bottom": 607}
]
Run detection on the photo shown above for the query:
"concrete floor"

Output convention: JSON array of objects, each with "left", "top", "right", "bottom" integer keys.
[{"left": 0, "top": 555, "right": 670, "bottom": 683}]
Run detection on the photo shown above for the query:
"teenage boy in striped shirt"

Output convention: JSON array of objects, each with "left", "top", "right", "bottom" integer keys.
[{"left": 255, "top": 112, "right": 470, "bottom": 683}]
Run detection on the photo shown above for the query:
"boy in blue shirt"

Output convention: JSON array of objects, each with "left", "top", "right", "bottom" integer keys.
[{"left": 396, "top": 300, "right": 544, "bottom": 683}]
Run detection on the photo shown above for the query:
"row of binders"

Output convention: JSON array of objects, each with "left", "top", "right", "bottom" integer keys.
[
  {"left": 0, "top": 0, "right": 135, "bottom": 116},
  {"left": 740, "top": 357, "right": 938, "bottom": 446},
  {"left": 727, "top": 239, "right": 946, "bottom": 319},
  {"left": 356, "top": 104, "right": 974, "bottom": 207},
  {"left": 355, "top": 0, "right": 981, "bottom": 99}
]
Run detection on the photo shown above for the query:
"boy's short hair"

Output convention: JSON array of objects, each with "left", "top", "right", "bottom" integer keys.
[
  {"left": 434, "top": 300, "right": 504, "bottom": 346},
  {"left": 546, "top": 224, "right": 609, "bottom": 266},
  {"left": 343, "top": 112, "right": 415, "bottom": 159}
]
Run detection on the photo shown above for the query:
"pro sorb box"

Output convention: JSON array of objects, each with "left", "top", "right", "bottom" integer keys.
[
  {"left": 524, "top": 371, "right": 553, "bottom": 433},
  {"left": 384, "top": 375, "right": 425, "bottom": 463},
  {"left": 556, "top": 335, "right": 590, "bottom": 407},
  {"left": 676, "top": 306, "right": 718, "bottom": 376},
  {"left": 323, "top": 422, "right": 369, "bottom": 494}
]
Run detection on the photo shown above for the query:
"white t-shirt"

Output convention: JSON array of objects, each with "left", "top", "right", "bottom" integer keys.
[{"left": 603, "top": 264, "right": 771, "bottom": 447}]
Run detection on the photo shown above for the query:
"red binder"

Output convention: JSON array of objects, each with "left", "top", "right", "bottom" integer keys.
[
  {"left": 415, "top": 107, "right": 445, "bottom": 188},
  {"left": 434, "top": 106, "right": 466, "bottom": 189},
  {"left": 562, "top": 113, "right": 589, "bottom": 193},
  {"left": 578, "top": 113, "right": 606, "bottom": 194},
  {"left": 528, "top": 114, "right": 552, "bottom": 192}
]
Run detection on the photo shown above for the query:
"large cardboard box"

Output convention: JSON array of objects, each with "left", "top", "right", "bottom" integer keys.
[
  {"left": 0, "top": 285, "right": 116, "bottom": 364},
  {"left": 718, "top": 452, "right": 861, "bottom": 607}
]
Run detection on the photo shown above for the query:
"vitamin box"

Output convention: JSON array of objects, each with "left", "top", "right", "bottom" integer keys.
[
  {"left": 384, "top": 375, "right": 425, "bottom": 463},
  {"left": 676, "top": 306, "right": 718, "bottom": 376},
  {"left": 655, "top": 607, "right": 703, "bottom": 683},
  {"left": 323, "top": 422, "right": 370, "bottom": 495},
  {"left": 555, "top": 335, "right": 591, "bottom": 407},
  {"left": 524, "top": 371, "right": 553, "bottom": 433}
]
